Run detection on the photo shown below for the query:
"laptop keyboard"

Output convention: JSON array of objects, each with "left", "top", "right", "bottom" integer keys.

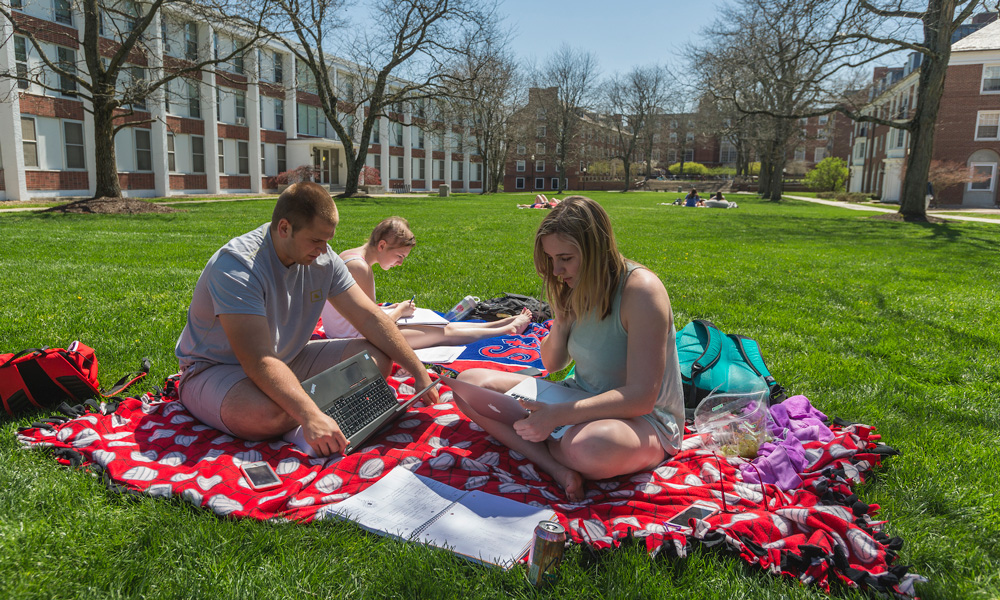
[{"left": 323, "top": 380, "right": 399, "bottom": 438}]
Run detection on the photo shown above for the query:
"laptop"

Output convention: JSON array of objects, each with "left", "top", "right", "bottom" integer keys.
[
  {"left": 282, "top": 351, "right": 442, "bottom": 457},
  {"left": 445, "top": 376, "right": 591, "bottom": 440}
]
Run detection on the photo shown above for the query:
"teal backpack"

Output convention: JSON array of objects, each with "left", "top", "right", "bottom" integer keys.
[{"left": 676, "top": 319, "right": 786, "bottom": 415}]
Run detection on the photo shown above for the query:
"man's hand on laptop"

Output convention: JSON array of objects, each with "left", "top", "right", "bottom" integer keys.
[
  {"left": 417, "top": 372, "right": 441, "bottom": 405},
  {"left": 302, "top": 413, "right": 349, "bottom": 456}
]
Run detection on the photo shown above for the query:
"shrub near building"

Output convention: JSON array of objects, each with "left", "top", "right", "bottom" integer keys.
[{"left": 806, "top": 157, "right": 849, "bottom": 192}]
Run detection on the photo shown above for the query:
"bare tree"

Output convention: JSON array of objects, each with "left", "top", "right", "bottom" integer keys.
[
  {"left": 835, "top": 0, "right": 993, "bottom": 218},
  {"left": 445, "top": 31, "right": 526, "bottom": 194},
  {"left": 0, "top": 0, "right": 273, "bottom": 199},
  {"left": 535, "top": 45, "right": 599, "bottom": 194},
  {"left": 602, "top": 65, "right": 670, "bottom": 192},
  {"left": 689, "top": 0, "right": 881, "bottom": 201},
  {"left": 266, "top": 0, "right": 498, "bottom": 197}
]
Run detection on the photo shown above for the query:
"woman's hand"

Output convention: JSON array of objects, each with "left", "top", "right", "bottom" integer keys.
[
  {"left": 513, "top": 399, "right": 565, "bottom": 443},
  {"left": 388, "top": 300, "right": 416, "bottom": 320}
]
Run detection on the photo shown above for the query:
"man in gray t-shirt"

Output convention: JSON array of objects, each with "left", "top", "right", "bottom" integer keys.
[{"left": 175, "top": 183, "right": 435, "bottom": 456}]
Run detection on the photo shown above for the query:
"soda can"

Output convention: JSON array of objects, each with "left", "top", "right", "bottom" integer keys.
[{"left": 526, "top": 520, "right": 566, "bottom": 586}]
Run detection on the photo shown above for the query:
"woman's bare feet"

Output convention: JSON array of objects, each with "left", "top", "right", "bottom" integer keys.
[
  {"left": 509, "top": 307, "right": 533, "bottom": 335},
  {"left": 555, "top": 465, "right": 586, "bottom": 502}
]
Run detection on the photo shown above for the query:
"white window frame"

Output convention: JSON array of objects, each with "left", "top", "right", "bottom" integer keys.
[
  {"left": 516, "top": 144, "right": 526, "bottom": 155},
  {"left": 535, "top": 159, "right": 544, "bottom": 172},
  {"left": 134, "top": 128, "right": 153, "bottom": 172},
  {"left": 516, "top": 160, "right": 525, "bottom": 172},
  {"left": 515, "top": 177, "right": 525, "bottom": 190},
  {"left": 276, "top": 144, "right": 286, "bottom": 174},
  {"left": 14, "top": 36, "right": 29, "bottom": 90},
  {"left": 21, "top": 117, "right": 38, "bottom": 168},
  {"left": 551, "top": 177, "right": 559, "bottom": 189},
  {"left": 64, "top": 120, "right": 86, "bottom": 170},
  {"left": 536, "top": 125, "right": 546, "bottom": 137},
  {"left": 535, "top": 142, "right": 545, "bottom": 155},
  {"left": 534, "top": 177, "right": 544, "bottom": 189},
  {"left": 54, "top": 0, "right": 73, "bottom": 25},
  {"left": 813, "top": 147, "right": 826, "bottom": 163},
  {"left": 57, "top": 46, "right": 77, "bottom": 97},
  {"left": 192, "top": 135, "right": 205, "bottom": 173},
  {"left": 237, "top": 140, "right": 249, "bottom": 175},
  {"left": 969, "top": 162, "right": 996, "bottom": 192},
  {"left": 974, "top": 111, "right": 1000, "bottom": 141},
  {"left": 218, "top": 138, "right": 225, "bottom": 173},
  {"left": 981, "top": 64, "right": 1000, "bottom": 94}
]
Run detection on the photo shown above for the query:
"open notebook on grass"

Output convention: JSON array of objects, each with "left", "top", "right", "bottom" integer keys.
[{"left": 321, "top": 466, "right": 556, "bottom": 568}]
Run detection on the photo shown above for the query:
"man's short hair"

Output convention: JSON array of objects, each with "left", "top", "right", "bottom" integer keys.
[{"left": 271, "top": 182, "right": 338, "bottom": 232}]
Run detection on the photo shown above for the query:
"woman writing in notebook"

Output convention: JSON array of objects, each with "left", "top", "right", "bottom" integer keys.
[
  {"left": 321, "top": 216, "right": 533, "bottom": 349},
  {"left": 455, "top": 196, "right": 684, "bottom": 502}
]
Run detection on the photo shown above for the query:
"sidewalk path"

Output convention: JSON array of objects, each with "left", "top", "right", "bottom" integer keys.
[{"left": 783, "top": 194, "right": 1000, "bottom": 224}]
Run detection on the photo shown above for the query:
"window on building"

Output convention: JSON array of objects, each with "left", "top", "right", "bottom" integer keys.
[
  {"left": 794, "top": 147, "right": 806, "bottom": 161},
  {"left": 536, "top": 126, "right": 546, "bottom": 137},
  {"left": 185, "top": 22, "right": 198, "bottom": 61},
  {"left": 237, "top": 140, "right": 249, "bottom": 174},
  {"left": 799, "top": 117, "right": 809, "bottom": 125},
  {"left": 669, "top": 132, "right": 677, "bottom": 143},
  {"left": 981, "top": 65, "right": 1000, "bottom": 93},
  {"left": 895, "top": 128, "right": 906, "bottom": 148},
  {"left": 551, "top": 177, "right": 559, "bottom": 189},
  {"left": 819, "top": 115, "right": 829, "bottom": 125},
  {"left": 161, "top": 19, "right": 170, "bottom": 54},
  {"left": 297, "top": 103, "right": 328, "bottom": 137},
  {"left": 54, "top": 0, "right": 72, "bottom": 25},
  {"left": 435, "top": 159, "right": 444, "bottom": 180},
  {"left": 535, "top": 142, "right": 545, "bottom": 155},
  {"left": 669, "top": 120, "right": 677, "bottom": 129},
  {"left": 129, "top": 66, "right": 145, "bottom": 109},
  {"left": 216, "top": 87, "right": 222, "bottom": 121},
  {"left": 534, "top": 177, "right": 544, "bottom": 189},
  {"left": 975, "top": 111, "right": 999, "bottom": 140},
  {"left": 58, "top": 47, "right": 77, "bottom": 96},
  {"left": 969, "top": 163, "right": 996, "bottom": 191},
  {"left": 213, "top": 32, "right": 220, "bottom": 60},
  {"left": 274, "top": 99, "right": 284, "bottom": 131},
  {"left": 218, "top": 139, "right": 225, "bottom": 172},
  {"left": 392, "top": 122, "right": 403, "bottom": 146},
  {"left": 416, "top": 128, "right": 424, "bottom": 149},
  {"left": 814, "top": 147, "right": 827, "bottom": 162},
  {"left": 233, "top": 41, "right": 244, "bottom": 74},
  {"left": 516, "top": 144, "right": 526, "bottom": 155},
  {"left": 536, "top": 108, "right": 546, "bottom": 120},
  {"left": 373, "top": 154, "right": 381, "bottom": 178},
  {"left": 261, "top": 142, "right": 266, "bottom": 174},
  {"left": 192, "top": 135, "right": 205, "bottom": 173},
  {"left": 21, "top": 118, "right": 38, "bottom": 167},
  {"left": 14, "top": 36, "right": 29, "bottom": 90},
  {"left": 276, "top": 144, "right": 286, "bottom": 174},
  {"left": 11, "top": 0, "right": 22, "bottom": 9},
  {"left": 685, "top": 132, "right": 694, "bottom": 143},
  {"left": 667, "top": 149, "right": 677, "bottom": 163},
  {"left": 855, "top": 142, "right": 865, "bottom": 159},
  {"left": 535, "top": 160, "right": 545, "bottom": 172},
  {"left": 473, "top": 162, "right": 482, "bottom": 182},
  {"left": 188, "top": 81, "right": 201, "bottom": 118},
  {"left": 272, "top": 51, "right": 283, "bottom": 83},
  {"left": 516, "top": 160, "right": 525, "bottom": 172},
  {"left": 135, "top": 129, "right": 152, "bottom": 171},
  {"left": 394, "top": 156, "right": 404, "bottom": 179},
  {"left": 168, "top": 134, "right": 177, "bottom": 171},
  {"left": 413, "top": 158, "right": 425, "bottom": 180},
  {"left": 234, "top": 91, "right": 246, "bottom": 122},
  {"left": 683, "top": 149, "right": 694, "bottom": 162},
  {"left": 64, "top": 121, "right": 85, "bottom": 169}
]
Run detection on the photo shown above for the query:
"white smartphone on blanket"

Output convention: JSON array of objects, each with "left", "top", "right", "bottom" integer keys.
[
  {"left": 240, "top": 461, "right": 282, "bottom": 491},
  {"left": 665, "top": 503, "right": 720, "bottom": 531}
]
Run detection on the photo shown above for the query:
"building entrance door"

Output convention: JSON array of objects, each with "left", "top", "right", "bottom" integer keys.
[{"left": 313, "top": 148, "right": 333, "bottom": 185}]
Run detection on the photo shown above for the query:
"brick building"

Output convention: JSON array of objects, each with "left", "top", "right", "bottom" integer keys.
[
  {"left": 849, "top": 17, "right": 1000, "bottom": 207},
  {"left": 0, "top": 2, "right": 482, "bottom": 200}
]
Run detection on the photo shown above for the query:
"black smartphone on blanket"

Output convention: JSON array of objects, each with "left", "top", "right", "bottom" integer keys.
[
  {"left": 240, "top": 461, "right": 282, "bottom": 490},
  {"left": 665, "top": 504, "right": 719, "bottom": 531}
]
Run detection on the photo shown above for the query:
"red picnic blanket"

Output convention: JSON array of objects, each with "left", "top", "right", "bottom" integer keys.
[{"left": 16, "top": 369, "right": 922, "bottom": 597}]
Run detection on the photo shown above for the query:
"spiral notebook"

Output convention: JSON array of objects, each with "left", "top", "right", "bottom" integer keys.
[{"left": 322, "top": 466, "right": 556, "bottom": 568}]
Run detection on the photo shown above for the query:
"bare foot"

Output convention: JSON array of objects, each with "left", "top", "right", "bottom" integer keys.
[
  {"left": 554, "top": 465, "right": 585, "bottom": 502},
  {"left": 510, "top": 308, "right": 533, "bottom": 335}
]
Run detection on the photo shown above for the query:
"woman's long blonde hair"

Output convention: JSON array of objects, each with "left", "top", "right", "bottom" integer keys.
[{"left": 533, "top": 196, "right": 627, "bottom": 320}]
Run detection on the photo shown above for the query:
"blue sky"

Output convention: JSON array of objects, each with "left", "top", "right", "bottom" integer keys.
[{"left": 497, "top": 0, "right": 727, "bottom": 76}]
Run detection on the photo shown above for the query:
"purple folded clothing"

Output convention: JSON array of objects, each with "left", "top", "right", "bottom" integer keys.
[{"left": 742, "top": 395, "right": 833, "bottom": 490}]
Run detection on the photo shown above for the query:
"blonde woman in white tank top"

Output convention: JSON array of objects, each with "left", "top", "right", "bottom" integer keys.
[
  {"left": 455, "top": 197, "right": 684, "bottom": 502},
  {"left": 321, "top": 217, "right": 533, "bottom": 348}
]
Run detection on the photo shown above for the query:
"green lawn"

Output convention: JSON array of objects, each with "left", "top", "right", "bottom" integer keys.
[
  {"left": 933, "top": 211, "right": 1000, "bottom": 220},
  {"left": 1, "top": 192, "right": 998, "bottom": 599}
]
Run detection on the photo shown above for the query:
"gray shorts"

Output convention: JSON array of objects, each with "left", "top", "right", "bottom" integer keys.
[{"left": 177, "top": 339, "right": 356, "bottom": 435}]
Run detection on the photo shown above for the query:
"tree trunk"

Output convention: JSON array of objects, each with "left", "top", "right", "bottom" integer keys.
[
  {"left": 758, "top": 151, "right": 772, "bottom": 196},
  {"left": 900, "top": 6, "right": 953, "bottom": 219},
  {"left": 622, "top": 158, "right": 631, "bottom": 192},
  {"left": 92, "top": 97, "right": 122, "bottom": 198},
  {"left": 340, "top": 140, "right": 363, "bottom": 197}
]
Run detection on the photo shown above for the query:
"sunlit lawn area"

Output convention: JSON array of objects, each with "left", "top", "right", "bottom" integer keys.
[{"left": 1, "top": 192, "right": 997, "bottom": 599}]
